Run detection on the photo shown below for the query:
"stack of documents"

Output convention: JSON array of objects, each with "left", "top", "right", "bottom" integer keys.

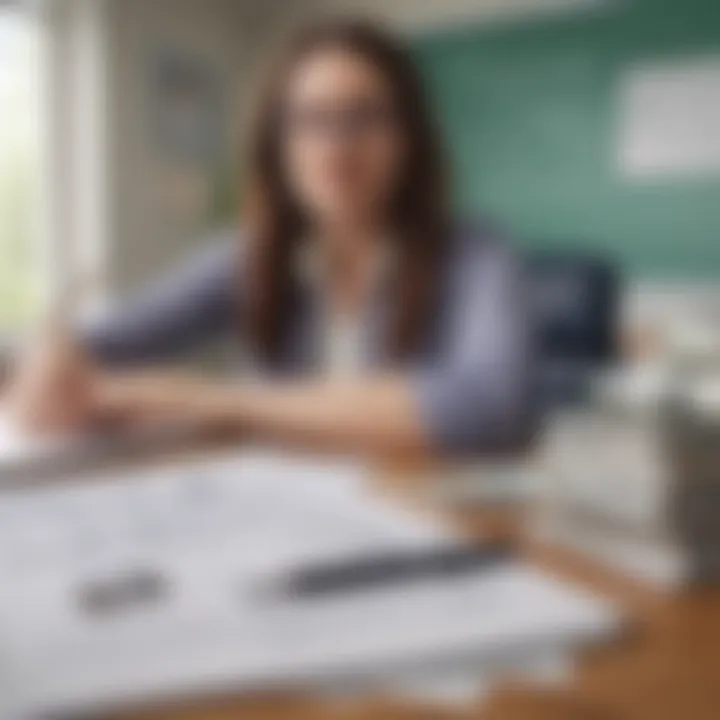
[{"left": 535, "top": 369, "right": 720, "bottom": 589}]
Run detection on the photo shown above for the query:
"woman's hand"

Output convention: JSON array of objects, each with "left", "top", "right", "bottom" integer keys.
[
  {"left": 95, "top": 373, "right": 230, "bottom": 434},
  {"left": 5, "top": 342, "right": 222, "bottom": 439},
  {"left": 6, "top": 339, "right": 434, "bottom": 456},
  {"left": 5, "top": 330, "right": 103, "bottom": 437}
]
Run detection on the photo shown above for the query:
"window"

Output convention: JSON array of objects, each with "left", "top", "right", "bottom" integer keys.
[{"left": 0, "top": 6, "right": 42, "bottom": 332}]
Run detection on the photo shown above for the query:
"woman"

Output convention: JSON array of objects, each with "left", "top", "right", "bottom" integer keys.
[{"left": 9, "top": 20, "right": 534, "bottom": 457}]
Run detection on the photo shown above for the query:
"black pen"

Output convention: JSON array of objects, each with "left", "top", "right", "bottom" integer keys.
[{"left": 253, "top": 541, "right": 515, "bottom": 601}]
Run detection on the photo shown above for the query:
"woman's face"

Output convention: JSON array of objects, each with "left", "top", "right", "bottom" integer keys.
[{"left": 281, "top": 47, "right": 406, "bottom": 233}]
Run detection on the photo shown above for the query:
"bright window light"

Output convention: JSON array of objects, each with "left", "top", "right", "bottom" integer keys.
[{"left": 0, "top": 7, "right": 42, "bottom": 332}]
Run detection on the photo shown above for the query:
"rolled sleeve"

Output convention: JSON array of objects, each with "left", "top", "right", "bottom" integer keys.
[{"left": 413, "top": 238, "right": 535, "bottom": 455}]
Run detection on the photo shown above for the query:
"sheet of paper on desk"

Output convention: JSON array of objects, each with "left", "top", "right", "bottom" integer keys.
[
  {"left": 0, "top": 448, "right": 621, "bottom": 717},
  {"left": 6, "top": 559, "right": 618, "bottom": 715}
]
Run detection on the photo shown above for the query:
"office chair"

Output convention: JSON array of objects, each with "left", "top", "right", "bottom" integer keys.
[{"left": 525, "top": 251, "right": 620, "bottom": 409}]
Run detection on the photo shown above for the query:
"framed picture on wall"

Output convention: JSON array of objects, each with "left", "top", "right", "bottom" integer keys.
[
  {"left": 149, "top": 48, "right": 225, "bottom": 167},
  {"left": 619, "top": 56, "right": 720, "bottom": 179}
]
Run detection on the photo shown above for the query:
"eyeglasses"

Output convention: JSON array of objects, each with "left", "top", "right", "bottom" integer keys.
[{"left": 283, "top": 101, "right": 398, "bottom": 140}]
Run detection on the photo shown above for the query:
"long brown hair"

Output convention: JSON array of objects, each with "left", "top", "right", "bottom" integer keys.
[{"left": 242, "top": 19, "right": 449, "bottom": 363}]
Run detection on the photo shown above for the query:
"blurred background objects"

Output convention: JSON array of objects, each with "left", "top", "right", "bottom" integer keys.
[{"left": 1, "top": 0, "right": 718, "bottom": 350}]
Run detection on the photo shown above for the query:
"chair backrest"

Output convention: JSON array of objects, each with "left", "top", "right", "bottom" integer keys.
[
  {"left": 526, "top": 251, "right": 619, "bottom": 365},
  {"left": 525, "top": 251, "right": 620, "bottom": 407}
]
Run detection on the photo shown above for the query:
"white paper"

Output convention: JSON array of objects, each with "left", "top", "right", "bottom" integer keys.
[
  {"left": 0, "top": 449, "right": 620, "bottom": 717},
  {"left": 619, "top": 57, "right": 720, "bottom": 178}
]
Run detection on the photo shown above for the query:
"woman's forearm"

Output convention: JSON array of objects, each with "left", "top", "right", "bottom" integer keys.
[
  {"left": 208, "top": 376, "right": 431, "bottom": 454},
  {"left": 103, "top": 372, "right": 432, "bottom": 455}
]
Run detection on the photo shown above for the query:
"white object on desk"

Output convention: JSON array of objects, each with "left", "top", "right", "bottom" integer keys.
[
  {"left": 0, "top": 412, "right": 68, "bottom": 468},
  {"left": 0, "top": 410, "right": 199, "bottom": 487},
  {"left": 0, "top": 447, "right": 620, "bottom": 717}
]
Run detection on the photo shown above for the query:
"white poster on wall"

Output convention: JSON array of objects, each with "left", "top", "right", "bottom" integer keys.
[{"left": 619, "top": 57, "right": 720, "bottom": 179}]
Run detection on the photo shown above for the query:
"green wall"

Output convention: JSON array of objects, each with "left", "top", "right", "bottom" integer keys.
[{"left": 412, "top": 0, "right": 720, "bottom": 278}]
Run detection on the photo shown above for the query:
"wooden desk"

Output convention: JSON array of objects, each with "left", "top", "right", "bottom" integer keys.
[{"left": 103, "top": 463, "right": 720, "bottom": 720}]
